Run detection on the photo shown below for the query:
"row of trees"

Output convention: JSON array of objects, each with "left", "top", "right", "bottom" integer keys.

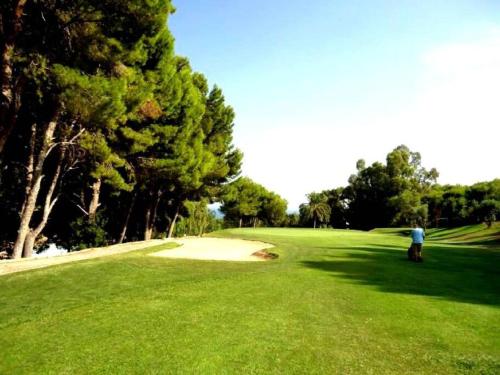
[
  {"left": 146, "top": 176, "right": 290, "bottom": 235},
  {"left": 422, "top": 181, "right": 499, "bottom": 228},
  {"left": 172, "top": 200, "right": 223, "bottom": 238},
  {"left": 0, "top": 1, "right": 243, "bottom": 258},
  {"left": 221, "top": 177, "right": 288, "bottom": 228},
  {"left": 300, "top": 145, "right": 499, "bottom": 229}
]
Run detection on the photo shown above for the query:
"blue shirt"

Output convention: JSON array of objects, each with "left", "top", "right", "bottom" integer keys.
[{"left": 411, "top": 228, "right": 425, "bottom": 244}]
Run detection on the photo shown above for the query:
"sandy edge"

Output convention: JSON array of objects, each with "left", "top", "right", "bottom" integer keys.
[{"left": 0, "top": 237, "right": 274, "bottom": 276}]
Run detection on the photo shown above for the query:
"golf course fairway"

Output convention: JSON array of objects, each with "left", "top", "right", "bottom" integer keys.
[{"left": 1, "top": 226, "right": 499, "bottom": 374}]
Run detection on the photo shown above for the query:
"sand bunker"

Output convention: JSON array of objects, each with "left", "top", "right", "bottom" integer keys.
[
  {"left": 0, "top": 237, "right": 275, "bottom": 276},
  {"left": 150, "top": 237, "right": 275, "bottom": 261}
]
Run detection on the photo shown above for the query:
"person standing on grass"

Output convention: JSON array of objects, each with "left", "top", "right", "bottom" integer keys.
[{"left": 409, "top": 222, "right": 425, "bottom": 262}]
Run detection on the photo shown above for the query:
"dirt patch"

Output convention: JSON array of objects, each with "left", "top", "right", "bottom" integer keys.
[{"left": 252, "top": 250, "right": 279, "bottom": 260}]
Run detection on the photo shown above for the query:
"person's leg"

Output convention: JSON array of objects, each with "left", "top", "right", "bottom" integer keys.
[
  {"left": 410, "top": 244, "right": 418, "bottom": 261},
  {"left": 416, "top": 243, "right": 423, "bottom": 262}
]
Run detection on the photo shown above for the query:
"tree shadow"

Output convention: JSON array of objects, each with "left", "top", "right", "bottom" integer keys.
[{"left": 302, "top": 243, "right": 500, "bottom": 306}]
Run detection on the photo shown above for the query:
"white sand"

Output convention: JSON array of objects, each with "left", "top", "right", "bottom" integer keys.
[
  {"left": 150, "top": 237, "right": 274, "bottom": 262},
  {"left": 0, "top": 237, "right": 275, "bottom": 276}
]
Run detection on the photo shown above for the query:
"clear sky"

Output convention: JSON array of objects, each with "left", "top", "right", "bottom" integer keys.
[{"left": 170, "top": 0, "right": 500, "bottom": 211}]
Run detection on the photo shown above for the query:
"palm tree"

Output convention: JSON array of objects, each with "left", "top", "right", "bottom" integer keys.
[{"left": 301, "top": 193, "right": 331, "bottom": 228}]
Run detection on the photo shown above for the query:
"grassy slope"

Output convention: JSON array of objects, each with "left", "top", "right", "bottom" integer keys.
[
  {"left": 371, "top": 222, "right": 500, "bottom": 245},
  {"left": 1, "top": 229, "right": 499, "bottom": 374},
  {"left": 426, "top": 222, "right": 500, "bottom": 244}
]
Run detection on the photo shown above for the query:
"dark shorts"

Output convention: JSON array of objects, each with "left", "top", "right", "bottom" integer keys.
[
  {"left": 412, "top": 243, "right": 422, "bottom": 253},
  {"left": 408, "top": 243, "right": 423, "bottom": 262}
]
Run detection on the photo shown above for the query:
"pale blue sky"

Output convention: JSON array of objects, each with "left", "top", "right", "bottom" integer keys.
[{"left": 171, "top": 1, "right": 500, "bottom": 211}]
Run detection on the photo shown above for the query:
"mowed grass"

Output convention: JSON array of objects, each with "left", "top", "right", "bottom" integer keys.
[
  {"left": 1, "top": 228, "right": 499, "bottom": 374},
  {"left": 372, "top": 222, "right": 500, "bottom": 245}
]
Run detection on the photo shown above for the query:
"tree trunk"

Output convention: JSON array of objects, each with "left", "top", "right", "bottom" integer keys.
[
  {"left": 144, "top": 204, "right": 153, "bottom": 240},
  {"left": 198, "top": 215, "right": 207, "bottom": 237},
  {"left": 22, "top": 144, "right": 65, "bottom": 257},
  {"left": 20, "top": 123, "right": 36, "bottom": 216},
  {"left": 118, "top": 191, "right": 136, "bottom": 244},
  {"left": 239, "top": 217, "right": 242, "bottom": 228},
  {"left": 313, "top": 218, "right": 317, "bottom": 229},
  {"left": 167, "top": 207, "right": 180, "bottom": 238},
  {"left": 0, "top": 0, "right": 28, "bottom": 154},
  {"left": 22, "top": 231, "right": 36, "bottom": 258},
  {"left": 144, "top": 189, "right": 161, "bottom": 240},
  {"left": 12, "top": 117, "right": 57, "bottom": 259},
  {"left": 434, "top": 208, "right": 442, "bottom": 228},
  {"left": 165, "top": 217, "right": 172, "bottom": 237},
  {"left": 88, "top": 178, "right": 102, "bottom": 223}
]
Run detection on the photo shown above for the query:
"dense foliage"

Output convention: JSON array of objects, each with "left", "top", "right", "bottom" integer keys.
[
  {"left": 299, "top": 192, "right": 331, "bottom": 229},
  {"left": 300, "top": 145, "right": 499, "bottom": 230},
  {"left": 0, "top": 0, "right": 245, "bottom": 257},
  {"left": 221, "top": 177, "right": 288, "bottom": 228}
]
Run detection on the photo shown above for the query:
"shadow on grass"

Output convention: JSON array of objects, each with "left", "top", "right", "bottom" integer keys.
[{"left": 302, "top": 242, "right": 500, "bottom": 306}]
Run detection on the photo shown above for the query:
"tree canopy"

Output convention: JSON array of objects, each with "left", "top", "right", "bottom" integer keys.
[
  {"left": 301, "top": 145, "right": 498, "bottom": 230},
  {"left": 221, "top": 177, "right": 288, "bottom": 228},
  {"left": 0, "top": 0, "right": 245, "bottom": 257}
]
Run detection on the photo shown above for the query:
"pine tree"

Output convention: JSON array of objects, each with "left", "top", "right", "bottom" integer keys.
[{"left": 10, "top": 0, "right": 175, "bottom": 257}]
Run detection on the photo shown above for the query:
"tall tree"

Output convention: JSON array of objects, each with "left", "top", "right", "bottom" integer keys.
[
  {"left": 221, "top": 177, "right": 286, "bottom": 228},
  {"left": 304, "top": 145, "right": 441, "bottom": 230},
  {"left": 119, "top": 55, "right": 206, "bottom": 240},
  {"left": 299, "top": 192, "right": 331, "bottom": 229},
  {"left": 9, "top": 0, "right": 176, "bottom": 257},
  {"left": 261, "top": 192, "right": 288, "bottom": 227},
  {"left": 343, "top": 161, "right": 392, "bottom": 229},
  {"left": 1, "top": 0, "right": 244, "bottom": 255},
  {"left": 324, "top": 187, "right": 349, "bottom": 228},
  {"left": 221, "top": 177, "right": 263, "bottom": 228}
]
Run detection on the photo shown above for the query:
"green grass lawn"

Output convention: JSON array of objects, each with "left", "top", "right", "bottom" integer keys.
[{"left": 1, "top": 227, "right": 499, "bottom": 374}]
